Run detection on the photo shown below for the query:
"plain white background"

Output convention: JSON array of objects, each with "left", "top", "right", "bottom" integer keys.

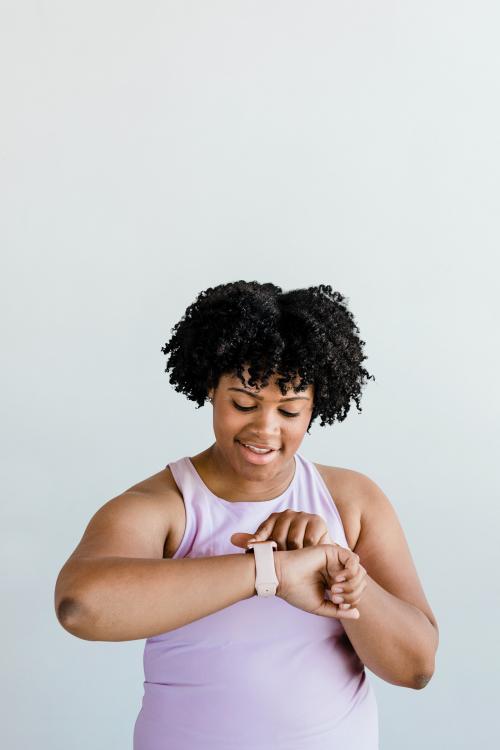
[{"left": 2, "top": 1, "right": 499, "bottom": 747}]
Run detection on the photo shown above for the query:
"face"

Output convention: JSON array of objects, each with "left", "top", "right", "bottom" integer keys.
[{"left": 207, "top": 365, "right": 314, "bottom": 480}]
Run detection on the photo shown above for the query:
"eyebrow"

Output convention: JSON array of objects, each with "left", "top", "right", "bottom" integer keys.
[{"left": 227, "top": 387, "right": 311, "bottom": 402}]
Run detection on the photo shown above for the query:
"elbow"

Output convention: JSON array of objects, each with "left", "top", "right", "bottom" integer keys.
[
  {"left": 410, "top": 620, "right": 438, "bottom": 690},
  {"left": 411, "top": 670, "right": 434, "bottom": 690},
  {"left": 57, "top": 596, "right": 81, "bottom": 629},
  {"left": 410, "top": 657, "right": 436, "bottom": 690},
  {"left": 56, "top": 596, "right": 96, "bottom": 641},
  {"left": 389, "top": 666, "right": 435, "bottom": 690}
]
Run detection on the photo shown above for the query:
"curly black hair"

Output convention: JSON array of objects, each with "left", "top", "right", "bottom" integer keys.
[{"left": 161, "top": 281, "right": 375, "bottom": 433}]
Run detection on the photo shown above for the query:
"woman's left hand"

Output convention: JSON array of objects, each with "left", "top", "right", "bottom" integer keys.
[{"left": 231, "top": 510, "right": 334, "bottom": 551}]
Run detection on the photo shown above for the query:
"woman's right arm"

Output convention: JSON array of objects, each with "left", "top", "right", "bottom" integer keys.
[
  {"left": 56, "top": 553, "right": 262, "bottom": 641},
  {"left": 54, "top": 489, "right": 271, "bottom": 642}
]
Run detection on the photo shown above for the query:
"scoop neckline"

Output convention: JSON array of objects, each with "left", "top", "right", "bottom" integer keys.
[{"left": 185, "top": 453, "right": 300, "bottom": 505}]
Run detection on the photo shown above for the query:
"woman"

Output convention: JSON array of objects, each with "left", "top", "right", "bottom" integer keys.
[{"left": 55, "top": 281, "right": 439, "bottom": 750}]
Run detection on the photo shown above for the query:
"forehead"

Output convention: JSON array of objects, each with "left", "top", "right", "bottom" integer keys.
[{"left": 221, "top": 368, "right": 313, "bottom": 396}]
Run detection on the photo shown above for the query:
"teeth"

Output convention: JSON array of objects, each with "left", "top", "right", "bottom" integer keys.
[{"left": 243, "top": 444, "right": 272, "bottom": 454}]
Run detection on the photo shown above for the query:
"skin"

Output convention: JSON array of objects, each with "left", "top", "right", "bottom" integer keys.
[
  {"left": 194, "top": 365, "right": 363, "bottom": 615},
  {"left": 54, "top": 363, "right": 437, "bottom": 686},
  {"left": 195, "top": 364, "right": 315, "bottom": 502},
  {"left": 191, "top": 364, "right": 439, "bottom": 687}
]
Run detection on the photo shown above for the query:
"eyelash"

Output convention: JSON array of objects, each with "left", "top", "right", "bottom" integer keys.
[{"left": 232, "top": 402, "right": 300, "bottom": 418}]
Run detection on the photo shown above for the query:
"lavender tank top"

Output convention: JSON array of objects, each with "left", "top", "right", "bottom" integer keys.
[{"left": 133, "top": 451, "right": 379, "bottom": 750}]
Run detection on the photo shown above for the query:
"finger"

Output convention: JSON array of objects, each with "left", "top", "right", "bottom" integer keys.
[
  {"left": 324, "top": 545, "right": 358, "bottom": 587},
  {"left": 333, "top": 565, "right": 358, "bottom": 584},
  {"left": 285, "top": 514, "right": 331, "bottom": 549},
  {"left": 261, "top": 515, "right": 293, "bottom": 550},
  {"left": 337, "top": 546, "right": 359, "bottom": 565},
  {"left": 332, "top": 565, "right": 366, "bottom": 591},
  {"left": 286, "top": 514, "right": 313, "bottom": 549},
  {"left": 301, "top": 517, "right": 333, "bottom": 548},
  {"left": 251, "top": 512, "right": 280, "bottom": 536},
  {"left": 331, "top": 603, "right": 360, "bottom": 620},
  {"left": 318, "top": 530, "right": 335, "bottom": 545},
  {"left": 331, "top": 597, "right": 352, "bottom": 609},
  {"left": 345, "top": 552, "right": 360, "bottom": 573},
  {"left": 250, "top": 511, "right": 330, "bottom": 550},
  {"left": 334, "top": 554, "right": 361, "bottom": 583},
  {"left": 326, "top": 588, "right": 356, "bottom": 609},
  {"left": 248, "top": 515, "right": 280, "bottom": 544},
  {"left": 333, "top": 579, "right": 368, "bottom": 606},
  {"left": 256, "top": 510, "right": 311, "bottom": 550},
  {"left": 331, "top": 566, "right": 367, "bottom": 598},
  {"left": 230, "top": 532, "right": 261, "bottom": 549}
]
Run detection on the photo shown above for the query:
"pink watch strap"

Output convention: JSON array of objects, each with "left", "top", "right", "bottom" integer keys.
[{"left": 245, "top": 540, "right": 279, "bottom": 596}]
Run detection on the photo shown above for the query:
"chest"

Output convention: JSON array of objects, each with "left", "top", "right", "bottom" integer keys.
[{"left": 163, "top": 463, "right": 362, "bottom": 558}]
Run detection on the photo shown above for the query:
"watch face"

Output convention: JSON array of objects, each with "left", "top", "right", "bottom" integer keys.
[{"left": 245, "top": 540, "right": 277, "bottom": 551}]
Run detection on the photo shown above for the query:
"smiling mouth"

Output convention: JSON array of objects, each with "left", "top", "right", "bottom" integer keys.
[{"left": 237, "top": 440, "right": 279, "bottom": 453}]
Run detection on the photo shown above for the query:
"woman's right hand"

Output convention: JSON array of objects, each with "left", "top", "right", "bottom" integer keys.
[{"left": 274, "top": 544, "right": 361, "bottom": 620}]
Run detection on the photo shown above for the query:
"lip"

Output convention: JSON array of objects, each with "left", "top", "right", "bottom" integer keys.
[
  {"left": 238, "top": 440, "right": 279, "bottom": 450},
  {"left": 236, "top": 440, "right": 280, "bottom": 464}
]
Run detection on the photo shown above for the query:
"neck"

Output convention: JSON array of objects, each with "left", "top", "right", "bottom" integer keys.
[{"left": 191, "top": 442, "right": 296, "bottom": 502}]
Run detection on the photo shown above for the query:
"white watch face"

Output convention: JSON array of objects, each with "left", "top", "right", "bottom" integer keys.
[{"left": 246, "top": 540, "right": 277, "bottom": 550}]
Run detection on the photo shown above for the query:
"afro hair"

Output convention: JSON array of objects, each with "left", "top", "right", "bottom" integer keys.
[{"left": 161, "top": 281, "right": 375, "bottom": 433}]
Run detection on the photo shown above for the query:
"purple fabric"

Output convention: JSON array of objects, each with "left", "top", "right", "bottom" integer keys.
[{"left": 133, "top": 451, "right": 379, "bottom": 749}]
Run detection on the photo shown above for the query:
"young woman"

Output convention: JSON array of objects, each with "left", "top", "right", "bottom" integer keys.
[{"left": 55, "top": 281, "right": 439, "bottom": 750}]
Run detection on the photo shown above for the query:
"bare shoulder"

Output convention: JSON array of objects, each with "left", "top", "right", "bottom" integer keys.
[
  {"left": 55, "top": 466, "right": 188, "bottom": 612},
  {"left": 315, "top": 462, "right": 438, "bottom": 630},
  {"left": 126, "top": 466, "right": 187, "bottom": 559},
  {"left": 125, "top": 464, "right": 179, "bottom": 497},
  {"left": 312, "top": 463, "right": 381, "bottom": 551}
]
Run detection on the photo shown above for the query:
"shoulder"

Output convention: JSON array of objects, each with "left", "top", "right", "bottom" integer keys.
[
  {"left": 125, "top": 465, "right": 187, "bottom": 558},
  {"left": 312, "top": 462, "right": 389, "bottom": 551},
  {"left": 312, "top": 462, "right": 389, "bottom": 515},
  {"left": 126, "top": 464, "right": 181, "bottom": 498},
  {"left": 125, "top": 464, "right": 186, "bottom": 519},
  {"left": 314, "top": 463, "right": 438, "bottom": 632}
]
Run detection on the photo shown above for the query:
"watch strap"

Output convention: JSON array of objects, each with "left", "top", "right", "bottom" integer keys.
[{"left": 245, "top": 540, "right": 279, "bottom": 596}]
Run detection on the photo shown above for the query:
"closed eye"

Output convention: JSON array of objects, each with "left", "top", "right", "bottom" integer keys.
[{"left": 232, "top": 402, "right": 300, "bottom": 418}]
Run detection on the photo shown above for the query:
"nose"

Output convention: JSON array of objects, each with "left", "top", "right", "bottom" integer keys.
[{"left": 247, "top": 407, "right": 281, "bottom": 440}]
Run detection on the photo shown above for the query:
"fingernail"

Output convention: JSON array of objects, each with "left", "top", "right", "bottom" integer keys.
[{"left": 335, "top": 576, "right": 346, "bottom": 582}]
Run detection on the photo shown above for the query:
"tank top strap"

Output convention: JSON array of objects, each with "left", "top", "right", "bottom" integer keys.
[
  {"left": 166, "top": 456, "right": 214, "bottom": 559},
  {"left": 166, "top": 453, "right": 301, "bottom": 559},
  {"left": 166, "top": 451, "right": 350, "bottom": 559}
]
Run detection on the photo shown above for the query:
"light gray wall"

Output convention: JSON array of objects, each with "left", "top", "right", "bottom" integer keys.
[{"left": 2, "top": 2, "right": 498, "bottom": 748}]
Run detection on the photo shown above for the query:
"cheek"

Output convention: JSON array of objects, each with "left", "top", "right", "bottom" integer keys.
[
  {"left": 213, "top": 408, "right": 245, "bottom": 434},
  {"left": 286, "top": 420, "right": 309, "bottom": 442}
]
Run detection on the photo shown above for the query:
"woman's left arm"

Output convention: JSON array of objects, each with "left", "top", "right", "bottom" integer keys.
[{"left": 339, "top": 474, "right": 439, "bottom": 690}]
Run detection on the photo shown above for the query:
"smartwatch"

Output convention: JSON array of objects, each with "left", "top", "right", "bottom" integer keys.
[{"left": 245, "top": 540, "right": 279, "bottom": 597}]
